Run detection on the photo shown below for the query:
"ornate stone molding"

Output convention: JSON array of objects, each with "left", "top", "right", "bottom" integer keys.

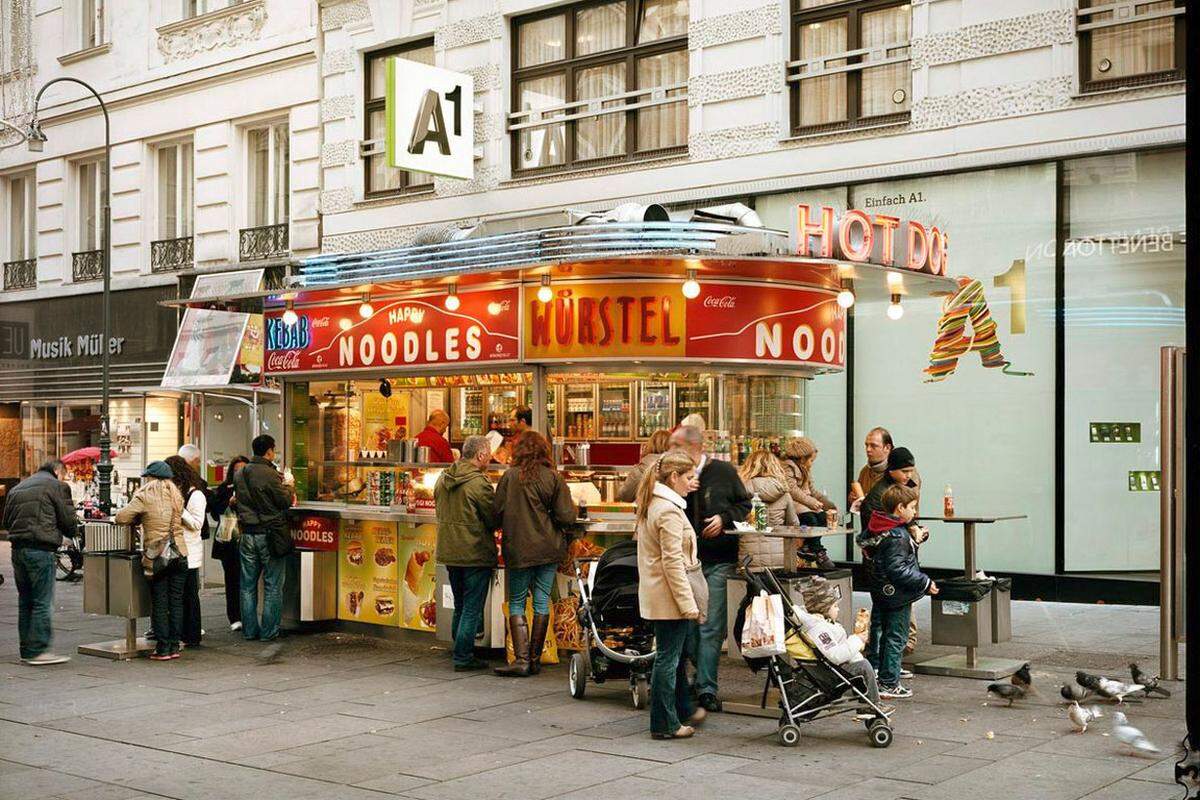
[
  {"left": 688, "top": 63, "right": 782, "bottom": 106},
  {"left": 912, "top": 76, "right": 1073, "bottom": 130},
  {"left": 414, "top": 0, "right": 444, "bottom": 18},
  {"left": 464, "top": 63, "right": 502, "bottom": 93},
  {"left": 320, "top": 139, "right": 358, "bottom": 168},
  {"left": 156, "top": 0, "right": 267, "bottom": 63},
  {"left": 435, "top": 12, "right": 502, "bottom": 51},
  {"left": 321, "top": 94, "right": 356, "bottom": 122},
  {"left": 319, "top": 187, "right": 354, "bottom": 215},
  {"left": 910, "top": 9, "right": 1074, "bottom": 70},
  {"left": 688, "top": 121, "right": 780, "bottom": 162},
  {"left": 320, "top": 0, "right": 370, "bottom": 31},
  {"left": 474, "top": 112, "right": 504, "bottom": 144},
  {"left": 689, "top": 4, "right": 781, "bottom": 51},
  {"left": 322, "top": 226, "right": 420, "bottom": 254},
  {"left": 322, "top": 47, "right": 355, "bottom": 76},
  {"left": 434, "top": 165, "right": 501, "bottom": 197}
]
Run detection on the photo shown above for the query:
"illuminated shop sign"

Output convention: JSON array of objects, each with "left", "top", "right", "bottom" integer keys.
[{"left": 790, "top": 204, "right": 949, "bottom": 275}]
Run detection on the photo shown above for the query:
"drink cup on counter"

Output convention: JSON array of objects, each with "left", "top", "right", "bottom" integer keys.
[{"left": 825, "top": 508, "right": 838, "bottom": 528}]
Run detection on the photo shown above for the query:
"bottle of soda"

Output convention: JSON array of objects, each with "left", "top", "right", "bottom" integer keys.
[
  {"left": 943, "top": 484, "right": 954, "bottom": 518},
  {"left": 751, "top": 493, "right": 767, "bottom": 532}
]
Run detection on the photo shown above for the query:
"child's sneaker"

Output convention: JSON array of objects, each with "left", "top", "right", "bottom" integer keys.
[
  {"left": 880, "top": 684, "right": 913, "bottom": 699},
  {"left": 899, "top": 668, "right": 914, "bottom": 680}
]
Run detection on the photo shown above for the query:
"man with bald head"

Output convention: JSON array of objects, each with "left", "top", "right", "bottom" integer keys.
[{"left": 416, "top": 410, "right": 454, "bottom": 463}]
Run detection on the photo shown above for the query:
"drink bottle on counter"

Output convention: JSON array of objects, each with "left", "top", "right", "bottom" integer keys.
[
  {"left": 751, "top": 493, "right": 767, "bottom": 532},
  {"left": 943, "top": 484, "right": 954, "bottom": 517}
]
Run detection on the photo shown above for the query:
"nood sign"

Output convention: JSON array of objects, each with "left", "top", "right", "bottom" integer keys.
[{"left": 386, "top": 59, "right": 474, "bottom": 180}]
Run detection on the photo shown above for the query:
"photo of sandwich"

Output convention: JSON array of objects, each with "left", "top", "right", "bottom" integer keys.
[
  {"left": 375, "top": 596, "right": 396, "bottom": 616},
  {"left": 346, "top": 590, "right": 364, "bottom": 616},
  {"left": 374, "top": 547, "right": 396, "bottom": 567},
  {"left": 346, "top": 541, "right": 364, "bottom": 566}
]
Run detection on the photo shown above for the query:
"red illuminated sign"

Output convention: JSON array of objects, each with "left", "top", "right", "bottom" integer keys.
[{"left": 291, "top": 514, "right": 339, "bottom": 551}]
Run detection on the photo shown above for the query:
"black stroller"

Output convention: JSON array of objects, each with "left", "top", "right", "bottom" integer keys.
[
  {"left": 566, "top": 539, "right": 656, "bottom": 708},
  {"left": 735, "top": 558, "right": 894, "bottom": 748}
]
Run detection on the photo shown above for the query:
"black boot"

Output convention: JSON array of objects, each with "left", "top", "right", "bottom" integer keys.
[
  {"left": 527, "top": 614, "right": 550, "bottom": 675},
  {"left": 494, "top": 616, "right": 531, "bottom": 677}
]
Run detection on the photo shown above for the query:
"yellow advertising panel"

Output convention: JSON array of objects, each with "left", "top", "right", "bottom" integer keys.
[
  {"left": 523, "top": 282, "right": 686, "bottom": 361},
  {"left": 338, "top": 518, "right": 401, "bottom": 625},
  {"left": 397, "top": 522, "right": 438, "bottom": 631}
]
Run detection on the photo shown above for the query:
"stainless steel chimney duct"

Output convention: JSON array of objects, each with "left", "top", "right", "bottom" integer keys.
[
  {"left": 691, "top": 202, "right": 763, "bottom": 228},
  {"left": 575, "top": 202, "right": 670, "bottom": 224}
]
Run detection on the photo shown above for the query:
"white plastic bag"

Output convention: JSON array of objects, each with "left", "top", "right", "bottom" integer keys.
[{"left": 740, "top": 591, "right": 787, "bottom": 658}]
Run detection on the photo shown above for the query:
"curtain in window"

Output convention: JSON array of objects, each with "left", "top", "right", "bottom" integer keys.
[
  {"left": 158, "top": 147, "right": 178, "bottom": 240},
  {"left": 577, "top": 2, "right": 625, "bottom": 56},
  {"left": 576, "top": 63, "right": 626, "bottom": 160},
  {"left": 272, "top": 124, "right": 289, "bottom": 224},
  {"left": 798, "top": 18, "right": 847, "bottom": 128},
  {"left": 860, "top": 5, "right": 910, "bottom": 118},
  {"left": 180, "top": 146, "right": 194, "bottom": 236},
  {"left": 638, "top": 0, "right": 687, "bottom": 42},
  {"left": 9, "top": 177, "right": 27, "bottom": 260},
  {"left": 1088, "top": 1, "right": 1176, "bottom": 81},
  {"left": 637, "top": 50, "right": 687, "bottom": 151},
  {"left": 249, "top": 128, "right": 269, "bottom": 227},
  {"left": 519, "top": 15, "right": 566, "bottom": 67},
  {"left": 518, "top": 75, "right": 566, "bottom": 169},
  {"left": 79, "top": 163, "right": 98, "bottom": 251}
]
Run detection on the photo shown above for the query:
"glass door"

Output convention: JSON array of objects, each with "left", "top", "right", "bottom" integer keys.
[
  {"left": 674, "top": 378, "right": 711, "bottom": 429},
  {"left": 598, "top": 383, "right": 632, "bottom": 440},
  {"left": 452, "top": 386, "right": 484, "bottom": 439}
]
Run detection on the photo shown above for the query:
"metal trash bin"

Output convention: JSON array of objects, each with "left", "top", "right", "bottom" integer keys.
[
  {"left": 990, "top": 577, "right": 1012, "bottom": 643},
  {"left": 106, "top": 554, "right": 151, "bottom": 618},
  {"left": 931, "top": 578, "right": 993, "bottom": 647},
  {"left": 83, "top": 553, "right": 109, "bottom": 614}
]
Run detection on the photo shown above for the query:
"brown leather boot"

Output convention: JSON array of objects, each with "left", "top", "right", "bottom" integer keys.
[
  {"left": 494, "top": 615, "right": 531, "bottom": 677},
  {"left": 527, "top": 614, "right": 550, "bottom": 675}
]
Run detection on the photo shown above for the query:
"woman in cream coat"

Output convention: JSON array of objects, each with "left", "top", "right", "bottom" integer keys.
[{"left": 636, "top": 449, "right": 706, "bottom": 740}]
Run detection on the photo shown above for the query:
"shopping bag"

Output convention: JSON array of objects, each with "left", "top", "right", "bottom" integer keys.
[
  {"left": 740, "top": 591, "right": 787, "bottom": 658},
  {"left": 214, "top": 511, "right": 240, "bottom": 543}
]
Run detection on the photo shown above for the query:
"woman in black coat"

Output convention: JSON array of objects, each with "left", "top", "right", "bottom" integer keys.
[{"left": 210, "top": 456, "right": 249, "bottom": 631}]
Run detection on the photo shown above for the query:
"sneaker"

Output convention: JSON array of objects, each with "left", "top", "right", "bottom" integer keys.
[
  {"left": 148, "top": 651, "right": 173, "bottom": 661},
  {"left": 697, "top": 693, "right": 723, "bottom": 712},
  {"left": 230, "top": 621, "right": 243, "bottom": 631},
  {"left": 21, "top": 652, "right": 71, "bottom": 666},
  {"left": 899, "top": 668, "right": 914, "bottom": 680},
  {"left": 879, "top": 684, "right": 913, "bottom": 699},
  {"left": 453, "top": 657, "right": 490, "bottom": 672}
]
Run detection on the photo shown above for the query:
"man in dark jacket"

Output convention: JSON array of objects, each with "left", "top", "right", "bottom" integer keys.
[
  {"left": 4, "top": 460, "right": 77, "bottom": 664},
  {"left": 233, "top": 435, "right": 294, "bottom": 642},
  {"left": 434, "top": 435, "right": 497, "bottom": 671},
  {"left": 858, "top": 446, "right": 920, "bottom": 534},
  {"left": 670, "top": 425, "right": 752, "bottom": 711}
]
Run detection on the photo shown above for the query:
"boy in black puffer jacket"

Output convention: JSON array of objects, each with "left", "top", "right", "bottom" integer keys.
[{"left": 856, "top": 483, "right": 938, "bottom": 699}]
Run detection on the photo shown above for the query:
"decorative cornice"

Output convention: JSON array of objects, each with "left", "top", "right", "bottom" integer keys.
[
  {"left": 320, "top": 0, "right": 370, "bottom": 32},
  {"left": 912, "top": 76, "right": 1073, "bottom": 130},
  {"left": 689, "top": 5, "right": 781, "bottom": 50},
  {"left": 910, "top": 9, "right": 1074, "bottom": 70},
  {"left": 156, "top": 0, "right": 267, "bottom": 63},
  {"left": 435, "top": 12, "right": 502, "bottom": 51},
  {"left": 57, "top": 43, "right": 112, "bottom": 66},
  {"left": 434, "top": 165, "right": 500, "bottom": 197},
  {"left": 688, "top": 63, "right": 781, "bottom": 106},
  {"left": 688, "top": 121, "right": 780, "bottom": 162}
]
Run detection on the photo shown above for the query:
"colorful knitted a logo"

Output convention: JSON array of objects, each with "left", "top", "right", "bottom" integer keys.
[{"left": 924, "top": 276, "right": 1032, "bottom": 382}]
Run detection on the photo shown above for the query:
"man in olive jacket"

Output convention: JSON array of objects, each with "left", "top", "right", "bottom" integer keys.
[{"left": 434, "top": 435, "right": 498, "bottom": 671}]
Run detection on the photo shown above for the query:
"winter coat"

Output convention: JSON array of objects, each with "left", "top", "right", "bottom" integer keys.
[
  {"left": 208, "top": 481, "right": 237, "bottom": 560},
  {"left": 794, "top": 607, "right": 865, "bottom": 666},
  {"left": 233, "top": 457, "right": 293, "bottom": 532},
  {"left": 782, "top": 458, "right": 834, "bottom": 514},
  {"left": 494, "top": 463, "right": 577, "bottom": 569},
  {"left": 857, "top": 470, "right": 921, "bottom": 534},
  {"left": 637, "top": 484, "right": 700, "bottom": 620},
  {"left": 2, "top": 468, "right": 77, "bottom": 551},
  {"left": 617, "top": 452, "right": 659, "bottom": 503},
  {"left": 856, "top": 511, "right": 931, "bottom": 610},
  {"left": 179, "top": 487, "right": 208, "bottom": 569},
  {"left": 434, "top": 460, "right": 498, "bottom": 568},
  {"left": 687, "top": 458, "right": 753, "bottom": 565},
  {"left": 738, "top": 476, "right": 799, "bottom": 569},
  {"left": 115, "top": 477, "right": 187, "bottom": 577}
]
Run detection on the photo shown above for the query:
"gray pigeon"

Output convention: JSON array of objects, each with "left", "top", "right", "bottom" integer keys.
[
  {"left": 1111, "top": 711, "right": 1161, "bottom": 756},
  {"left": 987, "top": 682, "right": 1026, "bottom": 707},
  {"left": 1061, "top": 683, "right": 1091, "bottom": 703},
  {"left": 1067, "top": 702, "right": 1102, "bottom": 733},
  {"left": 1129, "top": 663, "right": 1172, "bottom": 698},
  {"left": 1097, "top": 677, "right": 1144, "bottom": 703}
]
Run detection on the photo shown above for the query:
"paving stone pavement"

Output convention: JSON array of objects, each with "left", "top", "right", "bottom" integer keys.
[{"left": 0, "top": 541, "right": 1188, "bottom": 800}]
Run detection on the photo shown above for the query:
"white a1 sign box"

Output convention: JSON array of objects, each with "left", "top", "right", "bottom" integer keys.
[{"left": 386, "top": 59, "right": 474, "bottom": 180}]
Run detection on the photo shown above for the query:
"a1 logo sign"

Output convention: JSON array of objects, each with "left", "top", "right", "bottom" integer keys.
[{"left": 386, "top": 59, "right": 474, "bottom": 180}]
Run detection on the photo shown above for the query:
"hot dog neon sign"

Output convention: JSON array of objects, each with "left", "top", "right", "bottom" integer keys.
[{"left": 790, "top": 204, "right": 949, "bottom": 275}]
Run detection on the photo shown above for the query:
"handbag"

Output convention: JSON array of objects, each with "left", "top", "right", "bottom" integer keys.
[
  {"left": 685, "top": 562, "right": 709, "bottom": 624},
  {"left": 214, "top": 510, "right": 240, "bottom": 543},
  {"left": 740, "top": 591, "right": 787, "bottom": 658},
  {"left": 150, "top": 536, "right": 185, "bottom": 577}
]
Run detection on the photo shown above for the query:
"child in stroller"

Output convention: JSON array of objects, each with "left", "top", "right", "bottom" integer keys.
[{"left": 735, "top": 560, "right": 895, "bottom": 748}]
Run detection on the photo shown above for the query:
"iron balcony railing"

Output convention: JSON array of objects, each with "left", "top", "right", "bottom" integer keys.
[
  {"left": 239, "top": 223, "right": 289, "bottom": 262},
  {"left": 72, "top": 250, "right": 104, "bottom": 282},
  {"left": 3, "top": 257, "right": 37, "bottom": 290},
  {"left": 151, "top": 235, "right": 194, "bottom": 273}
]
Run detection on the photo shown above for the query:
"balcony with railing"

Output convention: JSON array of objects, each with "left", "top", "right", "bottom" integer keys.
[
  {"left": 72, "top": 250, "right": 104, "bottom": 282},
  {"left": 151, "top": 235, "right": 194, "bottom": 273},
  {"left": 3, "top": 258, "right": 37, "bottom": 291},
  {"left": 239, "top": 223, "right": 288, "bottom": 261}
]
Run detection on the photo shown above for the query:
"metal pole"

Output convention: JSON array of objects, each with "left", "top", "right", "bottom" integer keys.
[
  {"left": 531, "top": 365, "right": 547, "bottom": 436},
  {"left": 1159, "top": 347, "right": 1176, "bottom": 679}
]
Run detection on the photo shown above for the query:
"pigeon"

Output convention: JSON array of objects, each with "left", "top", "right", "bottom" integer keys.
[
  {"left": 1129, "top": 662, "right": 1172, "bottom": 698},
  {"left": 1096, "top": 677, "right": 1144, "bottom": 704},
  {"left": 1076, "top": 670, "right": 1104, "bottom": 692},
  {"left": 1061, "top": 683, "right": 1091, "bottom": 703},
  {"left": 987, "top": 683, "right": 1026, "bottom": 707},
  {"left": 1111, "top": 711, "right": 1161, "bottom": 756},
  {"left": 1011, "top": 662, "right": 1032, "bottom": 689},
  {"left": 1067, "top": 702, "right": 1102, "bottom": 733}
]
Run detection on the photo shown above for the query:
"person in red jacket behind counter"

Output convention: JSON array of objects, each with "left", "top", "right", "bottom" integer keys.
[{"left": 416, "top": 410, "right": 455, "bottom": 463}]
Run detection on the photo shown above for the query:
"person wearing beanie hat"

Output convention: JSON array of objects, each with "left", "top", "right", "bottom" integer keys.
[
  {"left": 142, "top": 461, "right": 174, "bottom": 479},
  {"left": 781, "top": 436, "right": 837, "bottom": 570}
]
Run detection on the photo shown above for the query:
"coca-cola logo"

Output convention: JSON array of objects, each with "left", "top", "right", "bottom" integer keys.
[
  {"left": 703, "top": 295, "right": 737, "bottom": 309},
  {"left": 266, "top": 350, "right": 301, "bottom": 371}
]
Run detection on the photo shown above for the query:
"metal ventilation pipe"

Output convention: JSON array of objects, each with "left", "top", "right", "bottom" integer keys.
[
  {"left": 575, "top": 202, "right": 670, "bottom": 224},
  {"left": 412, "top": 224, "right": 479, "bottom": 245},
  {"left": 691, "top": 202, "right": 763, "bottom": 228}
]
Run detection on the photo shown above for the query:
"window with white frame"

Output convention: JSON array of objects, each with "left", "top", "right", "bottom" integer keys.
[
  {"left": 185, "top": 0, "right": 245, "bottom": 20},
  {"left": 80, "top": 0, "right": 105, "bottom": 50},
  {"left": 157, "top": 142, "right": 194, "bottom": 240},
  {"left": 1077, "top": 1, "right": 1186, "bottom": 92},
  {"left": 5, "top": 173, "right": 36, "bottom": 261},
  {"left": 247, "top": 122, "right": 289, "bottom": 228},
  {"left": 77, "top": 160, "right": 104, "bottom": 252}
]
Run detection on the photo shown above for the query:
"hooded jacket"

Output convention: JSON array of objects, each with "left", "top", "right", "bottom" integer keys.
[
  {"left": 433, "top": 459, "right": 498, "bottom": 567},
  {"left": 738, "top": 475, "right": 799, "bottom": 569},
  {"left": 3, "top": 468, "right": 78, "bottom": 551},
  {"left": 856, "top": 510, "right": 931, "bottom": 610},
  {"left": 494, "top": 462, "right": 577, "bottom": 569},
  {"left": 115, "top": 477, "right": 187, "bottom": 576}
]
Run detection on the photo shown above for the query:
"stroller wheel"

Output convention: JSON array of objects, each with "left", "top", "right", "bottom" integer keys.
[
  {"left": 568, "top": 652, "right": 588, "bottom": 699},
  {"left": 778, "top": 724, "right": 801, "bottom": 747},
  {"left": 868, "top": 720, "right": 893, "bottom": 749},
  {"left": 631, "top": 677, "right": 649, "bottom": 710}
]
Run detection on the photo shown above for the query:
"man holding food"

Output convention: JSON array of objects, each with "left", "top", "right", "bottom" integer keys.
[
  {"left": 233, "top": 434, "right": 295, "bottom": 643},
  {"left": 433, "top": 436, "right": 498, "bottom": 671}
]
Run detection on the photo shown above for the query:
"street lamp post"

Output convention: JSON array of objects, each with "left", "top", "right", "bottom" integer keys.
[{"left": 28, "top": 78, "right": 114, "bottom": 512}]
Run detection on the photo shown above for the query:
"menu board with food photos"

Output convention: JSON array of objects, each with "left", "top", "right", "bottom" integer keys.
[
  {"left": 397, "top": 522, "right": 438, "bottom": 631},
  {"left": 338, "top": 518, "right": 400, "bottom": 626}
]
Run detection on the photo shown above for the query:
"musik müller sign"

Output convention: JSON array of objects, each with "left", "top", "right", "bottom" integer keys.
[{"left": 386, "top": 58, "right": 474, "bottom": 180}]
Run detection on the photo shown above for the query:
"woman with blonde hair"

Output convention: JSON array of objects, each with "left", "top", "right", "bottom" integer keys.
[
  {"left": 737, "top": 449, "right": 799, "bottom": 569},
  {"left": 636, "top": 449, "right": 707, "bottom": 740},
  {"left": 618, "top": 429, "right": 672, "bottom": 502},
  {"left": 782, "top": 436, "right": 837, "bottom": 569}
]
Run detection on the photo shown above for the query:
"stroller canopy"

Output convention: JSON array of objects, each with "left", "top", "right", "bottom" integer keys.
[{"left": 590, "top": 539, "right": 641, "bottom": 625}]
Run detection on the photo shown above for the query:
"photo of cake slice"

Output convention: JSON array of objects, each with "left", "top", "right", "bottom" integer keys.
[{"left": 346, "top": 541, "right": 364, "bottom": 566}]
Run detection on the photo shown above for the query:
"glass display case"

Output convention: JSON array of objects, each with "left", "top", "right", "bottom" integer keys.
[
  {"left": 637, "top": 381, "right": 672, "bottom": 437},
  {"left": 562, "top": 384, "right": 597, "bottom": 440},
  {"left": 452, "top": 386, "right": 484, "bottom": 439},
  {"left": 598, "top": 383, "right": 633, "bottom": 440},
  {"left": 675, "top": 377, "right": 713, "bottom": 429}
]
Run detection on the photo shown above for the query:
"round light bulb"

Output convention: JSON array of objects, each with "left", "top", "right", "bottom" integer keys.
[
  {"left": 836, "top": 289, "right": 855, "bottom": 308},
  {"left": 359, "top": 301, "right": 374, "bottom": 318},
  {"left": 444, "top": 293, "right": 461, "bottom": 311},
  {"left": 338, "top": 317, "right": 353, "bottom": 331},
  {"left": 536, "top": 284, "right": 553, "bottom": 303},
  {"left": 487, "top": 302, "right": 502, "bottom": 316},
  {"left": 887, "top": 301, "right": 904, "bottom": 320},
  {"left": 682, "top": 278, "right": 701, "bottom": 299},
  {"left": 281, "top": 308, "right": 298, "bottom": 326}
]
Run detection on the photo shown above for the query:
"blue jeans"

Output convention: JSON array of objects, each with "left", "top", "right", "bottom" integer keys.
[
  {"left": 239, "top": 533, "right": 286, "bottom": 641},
  {"left": 448, "top": 566, "right": 492, "bottom": 665},
  {"left": 690, "top": 561, "right": 735, "bottom": 697},
  {"left": 651, "top": 618, "right": 697, "bottom": 735},
  {"left": 13, "top": 547, "right": 55, "bottom": 660},
  {"left": 506, "top": 563, "right": 556, "bottom": 616},
  {"left": 866, "top": 602, "right": 912, "bottom": 687}
]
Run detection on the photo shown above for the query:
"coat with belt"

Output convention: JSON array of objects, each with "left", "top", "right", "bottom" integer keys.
[
  {"left": 115, "top": 477, "right": 186, "bottom": 577},
  {"left": 494, "top": 462, "right": 577, "bottom": 569},
  {"left": 637, "top": 484, "right": 700, "bottom": 620},
  {"left": 738, "top": 475, "right": 799, "bottom": 569}
]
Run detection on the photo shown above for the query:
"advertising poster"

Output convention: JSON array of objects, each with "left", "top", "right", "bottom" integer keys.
[
  {"left": 338, "top": 519, "right": 400, "bottom": 626},
  {"left": 396, "top": 522, "right": 438, "bottom": 631},
  {"left": 162, "top": 308, "right": 249, "bottom": 388},
  {"left": 361, "top": 390, "right": 409, "bottom": 451},
  {"left": 230, "top": 314, "right": 264, "bottom": 385}
]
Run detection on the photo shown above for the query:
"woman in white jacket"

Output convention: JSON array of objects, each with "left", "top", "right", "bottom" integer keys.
[{"left": 166, "top": 455, "right": 207, "bottom": 647}]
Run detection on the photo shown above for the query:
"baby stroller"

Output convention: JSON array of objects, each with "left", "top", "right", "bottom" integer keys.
[
  {"left": 735, "top": 557, "right": 894, "bottom": 748},
  {"left": 566, "top": 539, "right": 656, "bottom": 708}
]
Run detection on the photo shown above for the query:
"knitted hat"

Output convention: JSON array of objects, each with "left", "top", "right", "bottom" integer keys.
[
  {"left": 142, "top": 460, "right": 174, "bottom": 479},
  {"left": 887, "top": 446, "right": 915, "bottom": 471},
  {"left": 800, "top": 578, "right": 841, "bottom": 616},
  {"left": 784, "top": 436, "right": 817, "bottom": 460}
]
